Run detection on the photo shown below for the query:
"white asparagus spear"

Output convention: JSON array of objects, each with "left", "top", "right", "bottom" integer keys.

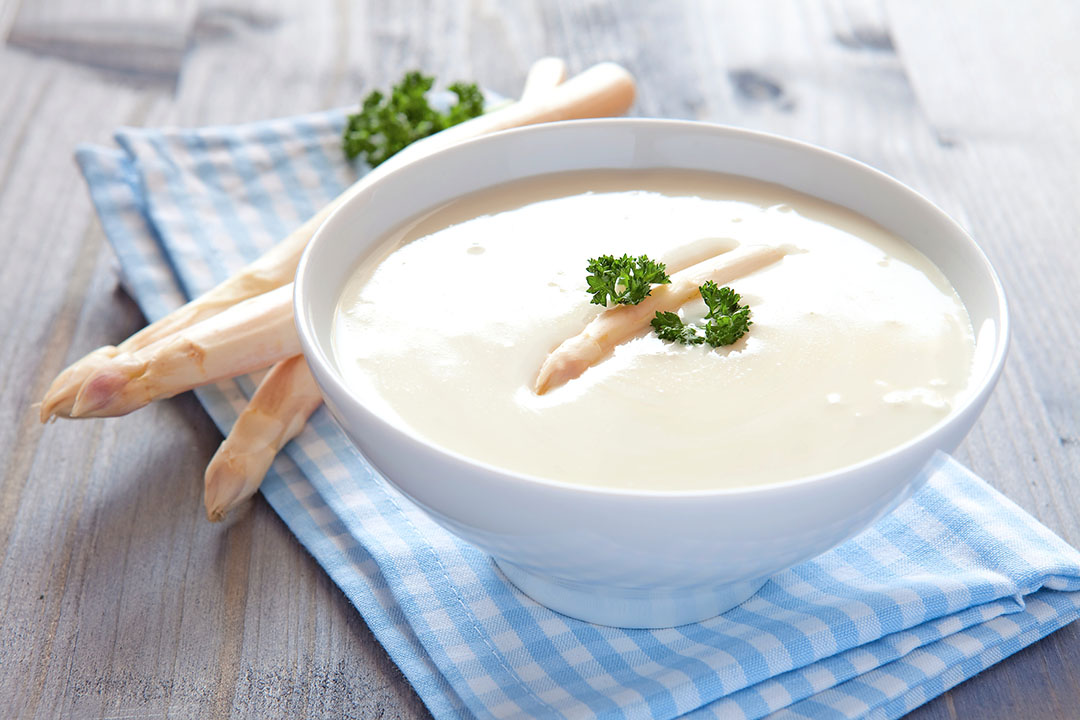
[
  {"left": 534, "top": 245, "right": 787, "bottom": 395},
  {"left": 40, "top": 61, "right": 637, "bottom": 421},
  {"left": 659, "top": 236, "right": 736, "bottom": 270},
  {"left": 201, "top": 58, "right": 578, "bottom": 521},
  {"left": 203, "top": 356, "right": 323, "bottom": 521},
  {"left": 520, "top": 57, "right": 568, "bottom": 101},
  {"left": 70, "top": 285, "right": 298, "bottom": 418},
  {"left": 38, "top": 204, "right": 330, "bottom": 422}
]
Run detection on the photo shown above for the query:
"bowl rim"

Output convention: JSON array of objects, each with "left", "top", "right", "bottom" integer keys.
[{"left": 294, "top": 117, "right": 1010, "bottom": 500}]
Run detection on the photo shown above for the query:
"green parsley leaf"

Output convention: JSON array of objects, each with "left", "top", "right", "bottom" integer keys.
[
  {"left": 651, "top": 311, "right": 706, "bottom": 345},
  {"left": 585, "top": 254, "right": 671, "bottom": 306},
  {"left": 343, "top": 71, "right": 485, "bottom": 166},
  {"left": 699, "top": 281, "right": 740, "bottom": 319},
  {"left": 445, "top": 82, "right": 486, "bottom": 125},
  {"left": 699, "top": 281, "right": 751, "bottom": 346},
  {"left": 704, "top": 312, "right": 751, "bottom": 346},
  {"left": 651, "top": 281, "right": 752, "bottom": 347}
]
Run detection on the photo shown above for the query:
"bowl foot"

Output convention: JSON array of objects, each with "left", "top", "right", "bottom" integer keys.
[{"left": 494, "top": 558, "right": 768, "bottom": 628}]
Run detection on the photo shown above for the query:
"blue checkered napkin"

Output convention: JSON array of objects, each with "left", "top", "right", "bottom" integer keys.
[{"left": 75, "top": 109, "right": 1080, "bottom": 720}]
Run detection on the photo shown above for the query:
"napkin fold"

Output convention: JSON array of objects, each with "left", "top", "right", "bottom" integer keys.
[{"left": 75, "top": 108, "right": 1080, "bottom": 720}]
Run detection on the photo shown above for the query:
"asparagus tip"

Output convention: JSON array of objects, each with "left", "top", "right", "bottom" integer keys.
[
  {"left": 40, "top": 346, "right": 122, "bottom": 421},
  {"left": 40, "top": 373, "right": 87, "bottom": 422},
  {"left": 204, "top": 451, "right": 259, "bottom": 523},
  {"left": 71, "top": 360, "right": 146, "bottom": 418}
]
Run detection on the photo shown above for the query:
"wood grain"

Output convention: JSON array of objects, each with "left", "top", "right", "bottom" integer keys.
[{"left": 1, "top": 1, "right": 1077, "bottom": 718}]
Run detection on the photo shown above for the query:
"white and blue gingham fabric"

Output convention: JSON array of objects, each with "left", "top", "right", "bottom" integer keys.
[{"left": 75, "top": 108, "right": 1080, "bottom": 720}]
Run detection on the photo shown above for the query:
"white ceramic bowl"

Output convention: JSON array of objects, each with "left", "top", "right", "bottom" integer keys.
[{"left": 294, "top": 119, "right": 1009, "bottom": 628}]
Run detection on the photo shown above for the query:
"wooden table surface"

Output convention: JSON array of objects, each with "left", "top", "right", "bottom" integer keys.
[{"left": 2, "top": 1, "right": 1078, "bottom": 717}]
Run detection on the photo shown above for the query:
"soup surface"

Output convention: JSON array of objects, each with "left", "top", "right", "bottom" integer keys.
[{"left": 333, "top": 170, "right": 975, "bottom": 490}]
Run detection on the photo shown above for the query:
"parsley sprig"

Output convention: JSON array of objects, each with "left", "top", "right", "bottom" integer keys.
[
  {"left": 586, "top": 254, "right": 671, "bottom": 306},
  {"left": 699, "top": 282, "right": 752, "bottom": 345},
  {"left": 651, "top": 280, "right": 752, "bottom": 348},
  {"left": 343, "top": 71, "right": 485, "bottom": 167},
  {"left": 652, "top": 311, "right": 706, "bottom": 345}
]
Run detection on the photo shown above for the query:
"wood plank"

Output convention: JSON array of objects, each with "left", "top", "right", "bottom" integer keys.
[{"left": 0, "top": 54, "right": 149, "bottom": 572}]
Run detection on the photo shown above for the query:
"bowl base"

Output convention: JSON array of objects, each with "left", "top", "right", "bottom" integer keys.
[{"left": 494, "top": 558, "right": 768, "bottom": 628}]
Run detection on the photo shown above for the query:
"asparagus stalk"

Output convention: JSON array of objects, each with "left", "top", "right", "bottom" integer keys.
[
  {"left": 203, "top": 356, "right": 323, "bottom": 521},
  {"left": 520, "top": 57, "right": 568, "bottom": 101},
  {"left": 39, "top": 205, "right": 329, "bottom": 422},
  {"left": 40, "top": 61, "right": 637, "bottom": 421},
  {"left": 70, "top": 285, "right": 298, "bottom": 418},
  {"left": 534, "top": 245, "right": 787, "bottom": 395}
]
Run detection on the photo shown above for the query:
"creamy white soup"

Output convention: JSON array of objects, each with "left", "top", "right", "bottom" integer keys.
[{"left": 332, "top": 170, "right": 975, "bottom": 490}]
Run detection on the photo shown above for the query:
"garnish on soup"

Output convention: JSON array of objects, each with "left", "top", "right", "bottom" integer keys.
[
  {"left": 653, "top": 281, "right": 752, "bottom": 347},
  {"left": 536, "top": 245, "right": 783, "bottom": 394},
  {"left": 585, "top": 254, "right": 671, "bottom": 306}
]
